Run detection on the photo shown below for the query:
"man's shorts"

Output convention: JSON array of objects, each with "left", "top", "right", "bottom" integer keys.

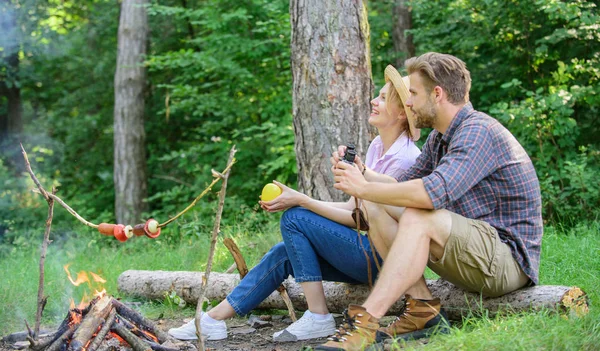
[{"left": 428, "top": 212, "right": 530, "bottom": 297}]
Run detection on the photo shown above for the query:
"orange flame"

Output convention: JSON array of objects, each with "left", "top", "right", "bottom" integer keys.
[
  {"left": 69, "top": 310, "right": 83, "bottom": 326},
  {"left": 64, "top": 264, "right": 90, "bottom": 286},
  {"left": 138, "top": 328, "right": 159, "bottom": 343},
  {"left": 90, "top": 272, "right": 107, "bottom": 283},
  {"left": 64, "top": 264, "right": 107, "bottom": 308},
  {"left": 110, "top": 331, "right": 127, "bottom": 345}
]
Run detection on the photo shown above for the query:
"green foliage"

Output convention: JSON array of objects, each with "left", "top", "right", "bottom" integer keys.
[
  {"left": 411, "top": 0, "right": 600, "bottom": 223},
  {"left": 2, "top": 0, "right": 599, "bottom": 242},
  {"left": 2, "top": 0, "right": 295, "bottom": 246},
  {"left": 163, "top": 290, "right": 186, "bottom": 310},
  {"left": 143, "top": 0, "right": 296, "bottom": 224}
]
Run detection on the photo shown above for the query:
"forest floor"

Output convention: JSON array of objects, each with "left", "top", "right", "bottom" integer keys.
[
  {"left": 162, "top": 314, "right": 326, "bottom": 351},
  {"left": 161, "top": 314, "right": 419, "bottom": 351},
  {"left": 1, "top": 314, "right": 419, "bottom": 351}
]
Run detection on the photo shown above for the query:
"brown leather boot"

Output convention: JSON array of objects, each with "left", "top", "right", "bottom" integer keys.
[
  {"left": 379, "top": 295, "right": 450, "bottom": 341},
  {"left": 315, "top": 304, "right": 382, "bottom": 351}
]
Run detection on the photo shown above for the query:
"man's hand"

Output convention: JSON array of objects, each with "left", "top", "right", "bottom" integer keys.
[
  {"left": 331, "top": 145, "right": 365, "bottom": 175},
  {"left": 333, "top": 161, "right": 367, "bottom": 198}
]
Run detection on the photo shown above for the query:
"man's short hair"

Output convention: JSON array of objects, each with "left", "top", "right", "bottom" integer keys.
[{"left": 405, "top": 52, "right": 471, "bottom": 105}]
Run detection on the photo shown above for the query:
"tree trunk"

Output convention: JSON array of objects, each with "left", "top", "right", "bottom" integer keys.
[
  {"left": 290, "top": 0, "right": 373, "bottom": 201},
  {"left": 392, "top": 0, "right": 415, "bottom": 68},
  {"left": 118, "top": 270, "right": 589, "bottom": 320},
  {"left": 0, "top": 1, "right": 23, "bottom": 140},
  {"left": 113, "top": 0, "right": 149, "bottom": 224}
]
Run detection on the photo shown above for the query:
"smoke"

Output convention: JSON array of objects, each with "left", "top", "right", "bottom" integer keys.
[{"left": 0, "top": 2, "right": 20, "bottom": 58}]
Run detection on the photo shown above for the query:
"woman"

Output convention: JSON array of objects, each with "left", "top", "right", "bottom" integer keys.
[{"left": 168, "top": 65, "right": 420, "bottom": 342}]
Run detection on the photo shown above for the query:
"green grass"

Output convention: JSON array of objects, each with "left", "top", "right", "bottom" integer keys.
[{"left": 1, "top": 220, "right": 598, "bottom": 350}]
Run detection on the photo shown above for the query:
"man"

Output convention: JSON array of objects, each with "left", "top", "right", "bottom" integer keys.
[{"left": 316, "top": 52, "right": 543, "bottom": 351}]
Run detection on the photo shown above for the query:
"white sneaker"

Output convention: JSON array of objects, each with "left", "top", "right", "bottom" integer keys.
[
  {"left": 168, "top": 315, "right": 227, "bottom": 341},
  {"left": 272, "top": 310, "right": 336, "bottom": 342}
]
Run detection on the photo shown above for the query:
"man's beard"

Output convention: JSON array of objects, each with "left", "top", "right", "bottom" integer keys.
[{"left": 414, "top": 97, "right": 437, "bottom": 129}]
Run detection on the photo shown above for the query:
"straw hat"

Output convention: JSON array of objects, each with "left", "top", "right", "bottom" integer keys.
[{"left": 384, "top": 65, "right": 420, "bottom": 141}]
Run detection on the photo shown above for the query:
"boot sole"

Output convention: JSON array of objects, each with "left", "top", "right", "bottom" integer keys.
[{"left": 366, "top": 324, "right": 451, "bottom": 350}]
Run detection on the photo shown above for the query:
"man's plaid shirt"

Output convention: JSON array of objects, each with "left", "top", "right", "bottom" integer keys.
[{"left": 397, "top": 103, "right": 543, "bottom": 284}]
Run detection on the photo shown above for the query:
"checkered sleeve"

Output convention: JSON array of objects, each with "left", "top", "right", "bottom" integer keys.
[
  {"left": 422, "top": 123, "right": 498, "bottom": 209},
  {"left": 396, "top": 133, "right": 436, "bottom": 182}
]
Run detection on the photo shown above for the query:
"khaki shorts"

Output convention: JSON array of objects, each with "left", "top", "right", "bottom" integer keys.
[{"left": 428, "top": 212, "right": 530, "bottom": 297}]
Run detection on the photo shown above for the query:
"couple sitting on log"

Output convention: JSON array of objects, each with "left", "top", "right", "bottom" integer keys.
[{"left": 168, "top": 52, "right": 543, "bottom": 351}]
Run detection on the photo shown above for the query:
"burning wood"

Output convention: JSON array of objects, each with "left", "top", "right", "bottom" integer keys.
[{"left": 14, "top": 294, "right": 178, "bottom": 351}]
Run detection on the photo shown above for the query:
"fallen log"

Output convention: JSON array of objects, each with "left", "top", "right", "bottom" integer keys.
[{"left": 118, "top": 270, "right": 588, "bottom": 320}]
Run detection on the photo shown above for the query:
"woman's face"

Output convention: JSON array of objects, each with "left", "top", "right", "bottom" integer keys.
[{"left": 369, "top": 83, "right": 404, "bottom": 130}]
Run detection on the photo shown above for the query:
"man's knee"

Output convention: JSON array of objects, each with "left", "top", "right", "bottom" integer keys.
[
  {"left": 398, "top": 208, "right": 452, "bottom": 241},
  {"left": 398, "top": 208, "right": 430, "bottom": 231},
  {"left": 363, "top": 200, "right": 386, "bottom": 218}
]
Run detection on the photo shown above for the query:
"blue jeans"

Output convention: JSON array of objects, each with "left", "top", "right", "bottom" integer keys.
[{"left": 226, "top": 207, "right": 382, "bottom": 315}]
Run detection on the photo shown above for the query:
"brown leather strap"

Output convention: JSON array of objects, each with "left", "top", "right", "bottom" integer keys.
[{"left": 354, "top": 197, "right": 383, "bottom": 289}]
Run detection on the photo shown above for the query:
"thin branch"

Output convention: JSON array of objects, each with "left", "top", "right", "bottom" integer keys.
[
  {"left": 32, "top": 189, "right": 99, "bottom": 229},
  {"left": 21, "top": 144, "right": 55, "bottom": 339},
  {"left": 159, "top": 158, "right": 236, "bottom": 228},
  {"left": 20, "top": 144, "right": 49, "bottom": 201},
  {"left": 36, "top": 185, "right": 54, "bottom": 339},
  {"left": 195, "top": 146, "right": 237, "bottom": 351}
]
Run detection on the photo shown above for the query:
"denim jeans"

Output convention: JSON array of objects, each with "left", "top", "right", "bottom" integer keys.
[{"left": 226, "top": 207, "right": 382, "bottom": 315}]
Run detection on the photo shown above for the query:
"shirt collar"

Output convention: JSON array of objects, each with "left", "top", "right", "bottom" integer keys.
[
  {"left": 384, "top": 131, "right": 408, "bottom": 157},
  {"left": 441, "top": 102, "right": 474, "bottom": 145}
]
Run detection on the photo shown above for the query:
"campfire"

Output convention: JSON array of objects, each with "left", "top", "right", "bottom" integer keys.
[
  {"left": 29, "top": 294, "right": 174, "bottom": 351},
  {"left": 11, "top": 146, "right": 238, "bottom": 351},
  {"left": 14, "top": 266, "right": 178, "bottom": 351}
]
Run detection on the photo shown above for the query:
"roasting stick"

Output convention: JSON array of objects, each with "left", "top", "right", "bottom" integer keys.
[
  {"left": 158, "top": 159, "right": 236, "bottom": 228},
  {"left": 29, "top": 156, "right": 237, "bottom": 241},
  {"left": 31, "top": 189, "right": 99, "bottom": 229}
]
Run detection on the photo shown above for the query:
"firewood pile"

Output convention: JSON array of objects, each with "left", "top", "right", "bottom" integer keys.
[{"left": 5, "top": 295, "right": 185, "bottom": 351}]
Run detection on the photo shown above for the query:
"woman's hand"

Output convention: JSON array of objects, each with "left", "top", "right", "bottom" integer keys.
[{"left": 259, "top": 180, "right": 310, "bottom": 213}]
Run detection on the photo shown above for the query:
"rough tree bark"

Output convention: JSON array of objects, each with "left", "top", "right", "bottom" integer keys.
[
  {"left": 113, "top": 0, "right": 149, "bottom": 224},
  {"left": 392, "top": 0, "right": 415, "bottom": 67},
  {"left": 290, "top": 0, "right": 373, "bottom": 201},
  {"left": 118, "top": 271, "right": 589, "bottom": 320},
  {"left": 0, "top": 1, "right": 23, "bottom": 140}
]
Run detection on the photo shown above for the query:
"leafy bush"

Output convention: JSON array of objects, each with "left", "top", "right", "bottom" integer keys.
[{"left": 411, "top": 0, "right": 600, "bottom": 223}]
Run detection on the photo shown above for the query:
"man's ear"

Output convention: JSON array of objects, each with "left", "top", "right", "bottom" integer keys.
[{"left": 432, "top": 86, "right": 444, "bottom": 103}]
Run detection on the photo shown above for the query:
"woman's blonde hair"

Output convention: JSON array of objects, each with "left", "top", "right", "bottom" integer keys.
[{"left": 385, "top": 82, "right": 413, "bottom": 140}]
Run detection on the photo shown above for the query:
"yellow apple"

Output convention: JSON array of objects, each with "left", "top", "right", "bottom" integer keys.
[{"left": 261, "top": 183, "right": 282, "bottom": 201}]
